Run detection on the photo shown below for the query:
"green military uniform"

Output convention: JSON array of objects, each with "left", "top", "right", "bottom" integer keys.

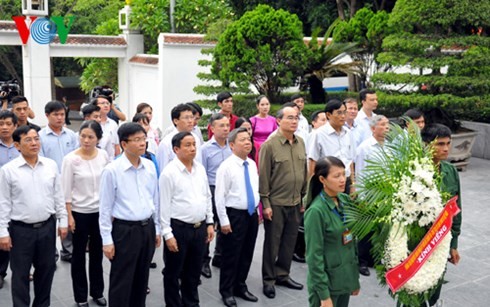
[
  {"left": 304, "top": 192, "right": 360, "bottom": 307},
  {"left": 440, "top": 161, "right": 462, "bottom": 250},
  {"left": 423, "top": 161, "right": 462, "bottom": 306}
]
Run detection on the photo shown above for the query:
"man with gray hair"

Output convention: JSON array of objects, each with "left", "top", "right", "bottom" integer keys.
[
  {"left": 354, "top": 115, "right": 390, "bottom": 179},
  {"left": 354, "top": 114, "right": 389, "bottom": 277}
]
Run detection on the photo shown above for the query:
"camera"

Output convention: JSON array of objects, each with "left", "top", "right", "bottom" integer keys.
[
  {"left": 90, "top": 85, "right": 114, "bottom": 103},
  {"left": 0, "top": 79, "right": 21, "bottom": 102}
]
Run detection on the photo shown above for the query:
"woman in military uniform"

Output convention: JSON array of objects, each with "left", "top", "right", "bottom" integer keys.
[{"left": 304, "top": 156, "right": 360, "bottom": 307}]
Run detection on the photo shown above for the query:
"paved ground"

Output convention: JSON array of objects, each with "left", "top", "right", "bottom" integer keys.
[{"left": 0, "top": 157, "right": 489, "bottom": 307}]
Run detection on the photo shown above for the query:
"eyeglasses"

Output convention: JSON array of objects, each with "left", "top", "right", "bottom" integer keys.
[
  {"left": 126, "top": 137, "right": 146, "bottom": 143},
  {"left": 21, "top": 137, "right": 40, "bottom": 144},
  {"left": 333, "top": 111, "right": 347, "bottom": 116}
]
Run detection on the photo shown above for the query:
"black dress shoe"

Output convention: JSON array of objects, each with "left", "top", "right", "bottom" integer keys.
[
  {"left": 222, "top": 296, "right": 237, "bottom": 307},
  {"left": 149, "top": 262, "right": 157, "bottom": 269},
  {"left": 359, "top": 265, "right": 370, "bottom": 276},
  {"left": 93, "top": 297, "right": 107, "bottom": 306},
  {"left": 77, "top": 303, "right": 89, "bottom": 307},
  {"left": 276, "top": 278, "right": 303, "bottom": 290},
  {"left": 201, "top": 262, "right": 212, "bottom": 278},
  {"left": 292, "top": 253, "right": 306, "bottom": 263},
  {"left": 234, "top": 290, "right": 258, "bottom": 302},
  {"left": 263, "top": 285, "right": 275, "bottom": 299},
  {"left": 0, "top": 275, "right": 4, "bottom": 289}
]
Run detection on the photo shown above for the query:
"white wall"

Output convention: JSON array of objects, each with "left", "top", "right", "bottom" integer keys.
[
  {"left": 158, "top": 34, "right": 214, "bottom": 129},
  {"left": 127, "top": 62, "right": 160, "bottom": 126}
]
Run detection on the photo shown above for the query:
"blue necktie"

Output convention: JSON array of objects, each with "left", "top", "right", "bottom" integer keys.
[{"left": 243, "top": 161, "right": 255, "bottom": 215}]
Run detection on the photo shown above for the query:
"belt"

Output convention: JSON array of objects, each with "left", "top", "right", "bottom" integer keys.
[
  {"left": 11, "top": 215, "right": 54, "bottom": 229},
  {"left": 114, "top": 217, "right": 152, "bottom": 226},
  {"left": 171, "top": 218, "right": 205, "bottom": 229}
]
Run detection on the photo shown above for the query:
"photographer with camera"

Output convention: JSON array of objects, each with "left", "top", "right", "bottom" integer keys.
[{"left": 1, "top": 81, "right": 36, "bottom": 121}]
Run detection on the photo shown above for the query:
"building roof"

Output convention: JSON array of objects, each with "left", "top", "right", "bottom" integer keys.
[
  {"left": 51, "top": 35, "right": 127, "bottom": 46},
  {"left": 129, "top": 54, "right": 159, "bottom": 65},
  {"left": 0, "top": 21, "right": 16, "bottom": 31}
]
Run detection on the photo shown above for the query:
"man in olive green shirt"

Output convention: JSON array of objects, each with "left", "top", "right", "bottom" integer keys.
[
  {"left": 259, "top": 105, "right": 308, "bottom": 299},
  {"left": 421, "top": 123, "right": 462, "bottom": 306}
]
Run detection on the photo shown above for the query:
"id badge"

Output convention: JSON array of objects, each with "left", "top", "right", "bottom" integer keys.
[{"left": 342, "top": 229, "right": 353, "bottom": 245}]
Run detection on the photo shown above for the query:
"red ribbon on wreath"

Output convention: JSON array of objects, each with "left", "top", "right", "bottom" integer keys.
[{"left": 385, "top": 196, "right": 460, "bottom": 293}]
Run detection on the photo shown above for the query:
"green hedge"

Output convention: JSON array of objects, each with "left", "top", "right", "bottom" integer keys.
[
  {"left": 376, "top": 92, "right": 490, "bottom": 123},
  {"left": 196, "top": 91, "right": 357, "bottom": 123},
  {"left": 197, "top": 91, "right": 490, "bottom": 127}
]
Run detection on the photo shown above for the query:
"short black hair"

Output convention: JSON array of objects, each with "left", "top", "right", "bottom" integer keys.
[
  {"left": 403, "top": 108, "right": 424, "bottom": 120},
  {"left": 80, "top": 120, "right": 103, "bottom": 140},
  {"left": 311, "top": 110, "right": 324, "bottom": 122},
  {"left": 171, "top": 104, "right": 193, "bottom": 126},
  {"left": 359, "top": 89, "right": 376, "bottom": 102},
  {"left": 324, "top": 99, "right": 344, "bottom": 114},
  {"left": 82, "top": 104, "right": 101, "bottom": 118},
  {"left": 421, "top": 124, "right": 451, "bottom": 143},
  {"left": 172, "top": 131, "right": 193, "bottom": 149},
  {"left": 209, "top": 113, "right": 226, "bottom": 126},
  {"left": 11, "top": 96, "right": 28, "bottom": 105},
  {"left": 186, "top": 102, "right": 203, "bottom": 116},
  {"left": 44, "top": 101, "right": 66, "bottom": 114},
  {"left": 0, "top": 110, "right": 18, "bottom": 125},
  {"left": 290, "top": 94, "right": 304, "bottom": 102},
  {"left": 118, "top": 122, "right": 146, "bottom": 146},
  {"left": 13, "top": 125, "right": 37, "bottom": 143},
  {"left": 132, "top": 113, "right": 149, "bottom": 124},
  {"left": 217, "top": 92, "right": 232, "bottom": 103}
]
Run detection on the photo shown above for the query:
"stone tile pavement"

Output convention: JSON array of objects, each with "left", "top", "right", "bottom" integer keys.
[{"left": 1, "top": 158, "right": 489, "bottom": 307}]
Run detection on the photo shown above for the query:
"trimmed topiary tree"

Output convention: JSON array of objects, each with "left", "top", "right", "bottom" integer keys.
[{"left": 372, "top": 0, "right": 490, "bottom": 128}]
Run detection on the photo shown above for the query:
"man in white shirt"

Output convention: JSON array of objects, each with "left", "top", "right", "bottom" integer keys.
[
  {"left": 157, "top": 103, "right": 201, "bottom": 173},
  {"left": 355, "top": 115, "right": 390, "bottom": 180},
  {"left": 160, "top": 131, "right": 214, "bottom": 307},
  {"left": 216, "top": 128, "right": 260, "bottom": 307},
  {"left": 291, "top": 94, "right": 310, "bottom": 141},
  {"left": 0, "top": 125, "right": 68, "bottom": 306},
  {"left": 0, "top": 110, "right": 19, "bottom": 289},
  {"left": 344, "top": 98, "right": 359, "bottom": 131},
  {"left": 354, "top": 115, "right": 389, "bottom": 277},
  {"left": 353, "top": 89, "right": 378, "bottom": 147},
  {"left": 308, "top": 99, "right": 356, "bottom": 192},
  {"left": 99, "top": 123, "right": 161, "bottom": 307},
  {"left": 93, "top": 96, "right": 120, "bottom": 160}
]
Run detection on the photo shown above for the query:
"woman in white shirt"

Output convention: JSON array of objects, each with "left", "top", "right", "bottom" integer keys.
[{"left": 61, "top": 120, "right": 110, "bottom": 307}]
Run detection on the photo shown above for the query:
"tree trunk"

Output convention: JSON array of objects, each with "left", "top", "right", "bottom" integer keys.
[
  {"left": 350, "top": 0, "right": 358, "bottom": 17},
  {"left": 0, "top": 48, "right": 22, "bottom": 85},
  {"left": 336, "top": 0, "right": 346, "bottom": 20},
  {"left": 308, "top": 75, "right": 326, "bottom": 104}
]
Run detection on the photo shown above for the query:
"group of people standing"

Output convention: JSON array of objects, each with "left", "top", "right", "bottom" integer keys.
[{"left": 0, "top": 89, "right": 461, "bottom": 307}]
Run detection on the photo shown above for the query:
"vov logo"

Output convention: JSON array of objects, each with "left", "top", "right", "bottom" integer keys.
[{"left": 12, "top": 16, "right": 75, "bottom": 45}]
